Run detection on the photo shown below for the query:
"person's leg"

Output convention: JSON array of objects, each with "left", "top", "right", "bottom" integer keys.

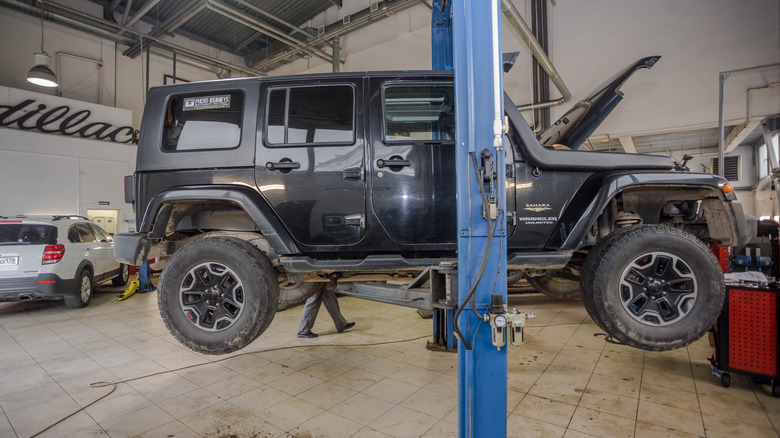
[
  {"left": 298, "top": 287, "right": 324, "bottom": 335},
  {"left": 321, "top": 283, "right": 349, "bottom": 331}
]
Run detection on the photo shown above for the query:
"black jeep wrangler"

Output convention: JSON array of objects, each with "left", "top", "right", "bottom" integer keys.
[{"left": 116, "top": 56, "right": 754, "bottom": 354}]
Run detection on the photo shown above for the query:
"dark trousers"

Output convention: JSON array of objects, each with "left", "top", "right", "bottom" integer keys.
[{"left": 298, "top": 284, "right": 348, "bottom": 334}]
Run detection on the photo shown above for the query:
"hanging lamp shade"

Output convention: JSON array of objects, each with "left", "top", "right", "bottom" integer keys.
[{"left": 27, "top": 52, "right": 58, "bottom": 88}]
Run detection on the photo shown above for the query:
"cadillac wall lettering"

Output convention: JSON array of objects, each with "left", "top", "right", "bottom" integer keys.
[{"left": 0, "top": 99, "right": 135, "bottom": 143}]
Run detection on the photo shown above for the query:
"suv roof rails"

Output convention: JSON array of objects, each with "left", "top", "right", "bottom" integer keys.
[{"left": 51, "top": 215, "right": 90, "bottom": 221}]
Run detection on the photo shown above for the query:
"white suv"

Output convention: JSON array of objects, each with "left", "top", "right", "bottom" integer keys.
[{"left": 0, "top": 216, "right": 129, "bottom": 308}]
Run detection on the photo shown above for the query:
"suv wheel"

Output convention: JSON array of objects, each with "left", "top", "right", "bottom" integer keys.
[
  {"left": 158, "top": 237, "right": 279, "bottom": 355},
  {"left": 278, "top": 282, "right": 323, "bottom": 311},
  {"left": 112, "top": 264, "right": 130, "bottom": 287},
  {"left": 581, "top": 225, "right": 724, "bottom": 351},
  {"left": 65, "top": 269, "right": 93, "bottom": 309},
  {"left": 526, "top": 270, "right": 581, "bottom": 299}
]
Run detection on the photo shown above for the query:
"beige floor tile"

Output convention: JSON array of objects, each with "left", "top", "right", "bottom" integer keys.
[
  {"left": 562, "top": 429, "right": 597, "bottom": 438},
  {"left": 506, "top": 414, "right": 566, "bottom": 438},
  {"left": 302, "top": 358, "right": 355, "bottom": 381},
  {"left": 634, "top": 421, "right": 700, "bottom": 438},
  {"left": 0, "top": 382, "right": 69, "bottom": 413},
  {"left": 242, "top": 361, "right": 295, "bottom": 384},
  {"left": 158, "top": 388, "right": 224, "bottom": 419},
  {"left": 369, "top": 405, "right": 439, "bottom": 438},
  {"left": 363, "top": 378, "right": 421, "bottom": 405},
  {"left": 260, "top": 396, "right": 324, "bottom": 430},
  {"left": 642, "top": 369, "right": 696, "bottom": 394},
  {"left": 134, "top": 420, "right": 202, "bottom": 438},
  {"left": 586, "top": 373, "right": 641, "bottom": 399},
  {"left": 83, "top": 388, "right": 153, "bottom": 424},
  {"left": 637, "top": 400, "right": 703, "bottom": 436},
  {"left": 330, "top": 393, "right": 395, "bottom": 425},
  {"left": 268, "top": 370, "right": 324, "bottom": 396},
  {"left": 697, "top": 391, "right": 774, "bottom": 429},
  {"left": 389, "top": 365, "right": 443, "bottom": 388},
  {"left": 175, "top": 362, "right": 240, "bottom": 388},
  {"left": 514, "top": 394, "right": 575, "bottom": 428},
  {"left": 579, "top": 388, "right": 639, "bottom": 420},
  {"left": 130, "top": 374, "right": 200, "bottom": 404},
  {"left": 352, "top": 426, "right": 392, "bottom": 438},
  {"left": 298, "top": 381, "right": 358, "bottom": 410},
  {"left": 179, "top": 401, "right": 253, "bottom": 437},
  {"left": 702, "top": 414, "right": 779, "bottom": 438},
  {"left": 330, "top": 368, "right": 385, "bottom": 392},
  {"left": 223, "top": 416, "right": 286, "bottom": 438},
  {"left": 227, "top": 385, "right": 291, "bottom": 416},
  {"left": 639, "top": 382, "right": 699, "bottom": 412},
  {"left": 568, "top": 406, "right": 634, "bottom": 438},
  {"left": 421, "top": 419, "right": 457, "bottom": 437},
  {"left": 528, "top": 376, "right": 584, "bottom": 405},
  {"left": 358, "top": 357, "right": 410, "bottom": 377},
  {"left": 291, "top": 411, "right": 364, "bottom": 438},
  {"left": 20, "top": 411, "right": 97, "bottom": 438},
  {"left": 399, "top": 388, "right": 457, "bottom": 419},
  {"left": 100, "top": 404, "right": 175, "bottom": 437},
  {"left": 203, "top": 373, "right": 263, "bottom": 399}
]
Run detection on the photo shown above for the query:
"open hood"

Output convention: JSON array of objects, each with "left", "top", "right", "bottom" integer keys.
[{"left": 538, "top": 56, "right": 661, "bottom": 150}]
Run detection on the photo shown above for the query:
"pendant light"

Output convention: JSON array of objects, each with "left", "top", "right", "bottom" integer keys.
[{"left": 27, "top": 0, "right": 58, "bottom": 88}]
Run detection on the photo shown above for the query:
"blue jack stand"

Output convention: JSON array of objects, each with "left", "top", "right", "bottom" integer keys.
[{"left": 137, "top": 261, "right": 156, "bottom": 293}]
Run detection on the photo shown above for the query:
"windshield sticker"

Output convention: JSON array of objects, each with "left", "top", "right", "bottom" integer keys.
[{"left": 183, "top": 95, "right": 231, "bottom": 111}]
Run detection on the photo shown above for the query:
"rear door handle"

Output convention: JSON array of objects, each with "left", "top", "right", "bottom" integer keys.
[
  {"left": 266, "top": 161, "right": 301, "bottom": 171},
  {"left": 376, "top": 158, "right": 412, "bottom": 169}
]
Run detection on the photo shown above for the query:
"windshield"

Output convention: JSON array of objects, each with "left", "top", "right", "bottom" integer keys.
[{"left": 0, "top": 224, "right": 58, "bottom": 245}]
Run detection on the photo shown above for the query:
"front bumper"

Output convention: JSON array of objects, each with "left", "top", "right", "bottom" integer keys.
[
  {"left": 730, "top": 201, "right": 757, "bottom": 247},
  {"left": 0, "top": 274, "right": 76, "bottom": 302}
]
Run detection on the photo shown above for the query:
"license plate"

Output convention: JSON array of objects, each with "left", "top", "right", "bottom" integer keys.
[{"left": 0, "top": 256, "right": 19, "bottom": 266}]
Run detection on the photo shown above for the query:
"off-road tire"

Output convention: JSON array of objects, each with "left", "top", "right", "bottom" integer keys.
[
  {"left": 581, "top": 225, "right": 724, "bottom": 351},
  {"left": 112, "top": 264, "right": 130, "bottom": 287},
  {"left": 278, "top": 282, "right": 323, "bottom": 311},
  {"left": 526, "top": 272, "right": 581, "bottom": 299},
  {"left": 158, "top": 237, "right": 279, "bottom": 355},
  {"left": 65, "top": 269, "right": 93, "bottom": 309}
]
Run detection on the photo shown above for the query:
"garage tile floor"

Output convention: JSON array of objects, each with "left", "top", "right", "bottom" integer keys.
[{"left": 0, "top": 282, "right": 778, "bottom": 438}]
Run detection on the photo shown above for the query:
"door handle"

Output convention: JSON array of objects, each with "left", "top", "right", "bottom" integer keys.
[
  {"left": 266, "top": 161, "right": 300, "bottom": 171},
  {"left": 376, "top": 158, "right": 412, "bottom": 169}
]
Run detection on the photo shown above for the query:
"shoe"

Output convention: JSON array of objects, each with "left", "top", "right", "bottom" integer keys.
[
  {"left": 297, "top": 332, "right": 318, "bottom": 338},
  {"left": 338, "top": 322, "right": 356, "bottom": 333}
]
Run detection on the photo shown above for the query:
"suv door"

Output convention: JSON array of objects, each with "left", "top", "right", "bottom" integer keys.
[
  {"left": 76, "top": 223, "right": 108, "bottom": 276},
  {"left": 256, "top": 80, "right": 366, "bottom": 247},
  {"left": 89, "top": 223, "right": 119, "bottom": 275},
  {"left": 368, "top": 78, "right": 456, "bottom": 245}
]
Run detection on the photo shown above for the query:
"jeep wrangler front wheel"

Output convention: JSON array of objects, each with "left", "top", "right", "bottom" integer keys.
[
  {"left": 581, "top": 225, "right": 724, "bottom": 351},
  {"left": 158, "top": 237, "right": 279, "bottom": 355}
]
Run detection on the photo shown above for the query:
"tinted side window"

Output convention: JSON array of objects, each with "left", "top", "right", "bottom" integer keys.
[
  {"left": 383, "top": 83, "right": 455, "bottom": 142},
  {"left": 162, "top": 90, "right": 244, "bottom": 151},
  {"left": 0, "top": 224, "right": 57, "bottom": 245},
  {"left": 76, "top": 224, "right": 96, "bottom": 243},
  {"left": 67, "top": 225, "right": 80, "bottom": 243},
  {"left": 265, "top": 85, "right": 355, "bottom": 146},
  {"left": 90, "top": 224, "right": 112, "bottom": 243}
]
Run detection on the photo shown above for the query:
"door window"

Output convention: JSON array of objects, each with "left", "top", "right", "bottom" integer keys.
[
  {"left": 265, "top": 85, "right": 355, "bottom": 146},
  {"left": 382, "top": 83, "right": 455, "bottom": 142},
  {"left": 162, "top": 90, "right": 244, "bottom": 152},
  {"left": 76, "top": 224, "right": 96, "bottom": 243},
  {"left": 89, "top": 224, "right": 112, "bottom": 243},
  {"left": 67, "top": 225, "right": 80, "bottom": 243}
]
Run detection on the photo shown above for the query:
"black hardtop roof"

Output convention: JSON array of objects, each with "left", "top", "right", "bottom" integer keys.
[{"left": 148, "top": 70, "right": 454, "bottom": 93}]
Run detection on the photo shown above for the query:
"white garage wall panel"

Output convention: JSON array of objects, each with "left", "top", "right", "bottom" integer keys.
[{"left": 0, "top": 149, "right": 79, "bottom": 215}]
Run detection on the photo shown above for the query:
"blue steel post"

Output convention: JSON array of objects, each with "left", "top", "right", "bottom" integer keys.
[
  {"left": 431, "top": 0, "right": 456, "bottom": 350},
  {"left": 453, "top": 0, "right": 508, "bottom": 436}
]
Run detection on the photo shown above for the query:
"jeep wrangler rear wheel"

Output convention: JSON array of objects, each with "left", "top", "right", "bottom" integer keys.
[
  {"left": 526, "top": 271, "right": 581, "bottom": 299},
  {"left": 158, "top": 237, "right": 279, "bottom": 355},
  {"left": 581, "top": 225, "right": 724, "bottom": 351}
]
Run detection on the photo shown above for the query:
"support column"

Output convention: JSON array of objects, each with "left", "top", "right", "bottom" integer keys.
[{"left": 453, "top": 0, "right": 508, "bottom": 436}]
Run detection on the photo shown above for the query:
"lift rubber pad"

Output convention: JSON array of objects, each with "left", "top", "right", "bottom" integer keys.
[{"left": 728, "top": 288, "right": 778, "bottom": 376}]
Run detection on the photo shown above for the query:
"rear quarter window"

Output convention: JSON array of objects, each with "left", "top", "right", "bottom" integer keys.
[
  {"left": 0, "top": 224, "right": 58, "bottom": 245},
  {"left": 162, "top": 90, "right": 244, "bottom": 152}
]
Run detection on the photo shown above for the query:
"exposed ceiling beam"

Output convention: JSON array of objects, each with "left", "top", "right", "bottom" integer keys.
[
  {"left": 619, "top": 136, "right": 637, "bottom": 154},
  {"left": 122, "top": 0, "right": 206, "bottom": 57},
  {"left": 724, "top": 121, "right": 761, "bottom": 153},
  {"left": 117, "top": 0, "right": 161, "bottom": 35}
]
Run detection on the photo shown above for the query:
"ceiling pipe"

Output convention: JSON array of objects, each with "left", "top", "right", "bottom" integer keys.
[
  {"left": 0, "top": 0, "right": 260, "bottom": 78},
  {"left": 249, "top": 0, "right": 421, "bottom": 71},
  {"left": 500, "top": 0, "right": 571, "bottom": 111},
  {"left": 205, "top": 0, "right": 333, "bottom": 65}
]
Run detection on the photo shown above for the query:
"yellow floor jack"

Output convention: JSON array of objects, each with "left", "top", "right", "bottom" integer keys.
[{"left": 118, "top": 262, "right": 155, "bottom": 300}]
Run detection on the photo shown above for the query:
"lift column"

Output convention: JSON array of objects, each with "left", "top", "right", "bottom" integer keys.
[{"left": 453, "top": 0, "right": 509, "bottom": 436}]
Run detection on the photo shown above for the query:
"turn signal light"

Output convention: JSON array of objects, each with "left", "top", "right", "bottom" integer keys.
[
  {"left": 722, "top": 183, "right": 733, "bottom": 194},
  {"left": 42, "top": 244, "right": 65, "bottom": 264}
]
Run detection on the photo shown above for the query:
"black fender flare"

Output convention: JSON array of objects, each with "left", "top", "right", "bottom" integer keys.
[
  {"left": 76, "top": 260, "right": 94, "bottom": 278},
  {"left": 139, "top": 185, "right": 300, "bottom": 255},
  {"left": 548, "top": 171, "right": 735, "bottom": 250}
]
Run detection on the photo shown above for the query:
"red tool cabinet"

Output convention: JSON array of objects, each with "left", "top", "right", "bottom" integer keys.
[{"left": 711, "top": 284, "right": 780, "bottom": 397}]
